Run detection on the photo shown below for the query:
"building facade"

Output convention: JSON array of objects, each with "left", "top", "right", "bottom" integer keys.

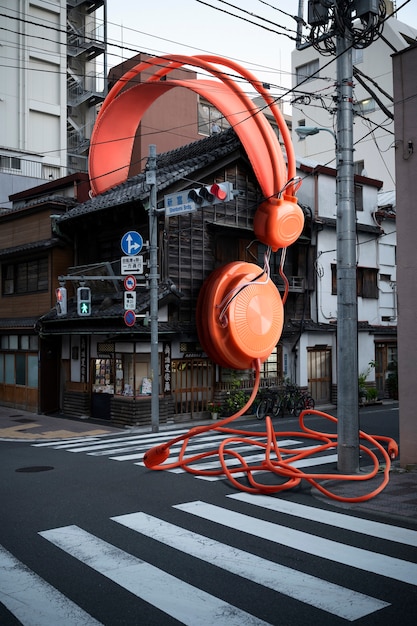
[
  {"left": 291, "top": 2, "right": 416, "bottom": 190},
  {"left": 0, "top": 0, "right": 106, "bottom": 208},
  {"left": 0, "top": 125, "right": 397, "bottom": 423}
]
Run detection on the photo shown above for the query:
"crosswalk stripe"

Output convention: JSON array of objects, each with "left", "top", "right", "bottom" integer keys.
[
  {"left": 39, "top": 525, "right": 270, "bottom": 626},
  {"left": 0, "top": 545, "right": 102, "bottom": 625},
  {"left": 32, "top": 429, "right": 190, "bottom": 450},
  {"left": 111, "top": 511, "right": 389, "bottom": 621},
  {"left": 109, "top": 437, "right": 302, "bottom": 462},
  {"left": 107, "top": 433, "right": 268, "bottom": 460},
  {"left": 192, "top": 452, "right": 339, "bottom": 481},
  {"left": 33, "top": 436, "right": 104, "bottom": 447},
  {"left": 174, "top": 500, "right": 417, "bottom": 586},
  {"left": 228, "top": 493, "right": 417, "bottom": 547}
]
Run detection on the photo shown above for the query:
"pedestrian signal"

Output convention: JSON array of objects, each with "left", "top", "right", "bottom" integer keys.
[
  {"left": 55, "top": 286, "right": 67, "bottom": 316},
  {"left": 77, "top": 287, "right": 91, "bottom": 316}
]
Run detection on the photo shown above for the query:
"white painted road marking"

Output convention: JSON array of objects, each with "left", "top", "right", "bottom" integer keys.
[
  {"left": 112, "top": 510, "right": 389, "bottom": 621},
  {"left": 0, "top": 545, "right": 102, "bottom": 625},
  {"left": 174, "top": 500, "right": 417, "bottom": 586},
  {"left": 39, "top": 525, "right": 270, "bottom": 626}
]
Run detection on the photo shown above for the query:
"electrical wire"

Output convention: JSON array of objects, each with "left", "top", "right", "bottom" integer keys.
[{"left": 143, "top": 359, "right": 398, "bottom": 501}]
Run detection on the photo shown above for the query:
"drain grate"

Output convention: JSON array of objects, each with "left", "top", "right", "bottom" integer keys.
[
  {"left": 13, "top": 418, "right": 34, "bottom": 423},
  {"left": 15, "top": 466, "right": 54, "bottom": 473}
]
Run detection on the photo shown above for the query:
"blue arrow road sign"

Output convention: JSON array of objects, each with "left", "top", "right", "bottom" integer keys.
[{"left": 121, "top": 231, "right": 143, "bottom": 256}]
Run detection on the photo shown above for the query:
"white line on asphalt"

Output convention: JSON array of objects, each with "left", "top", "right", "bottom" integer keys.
[
  {"left": 0, "top": 545, "right": 102, "bottom": 626},
  {"left": 39, "top": 525, "right": 270, "bottom": 626},
  {"left": 174, "top": 500, "right": 417, "bottom": 586},
  {"left": 193, "top": 452, "right": 339, "bottom": 481},
  {"left": 112, "top": 511, "right": 389, "bottom": 621},
  {"left": 228, "top": 493, "right": 417, "bottom": 547}
]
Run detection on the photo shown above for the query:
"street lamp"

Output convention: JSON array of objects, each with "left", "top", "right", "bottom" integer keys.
[
  {"left": 295, "top": 126, "right": 336, "bottom": 143},
  {"left": 295, "top": 122, "right": 359, "bottom": 474}
]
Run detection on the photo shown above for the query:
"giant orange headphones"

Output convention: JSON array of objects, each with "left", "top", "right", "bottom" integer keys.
[{"left": 88, "top": 55, "right": 304, "bottom": 370}]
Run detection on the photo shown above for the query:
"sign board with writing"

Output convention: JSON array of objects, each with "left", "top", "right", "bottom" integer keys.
[
  {"left": 121, "top": 256, "right": 143, "bottom": 275},
  {"left": 124, "top": 291, "right": 136, "bottom": 311}
]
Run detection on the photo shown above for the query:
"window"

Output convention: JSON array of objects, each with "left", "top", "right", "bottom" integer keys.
[
  {"left": 355, "top": 184, "right": 363, "bottom": 211},
  {"left": 260, "top": 346, "right": 282, "bottom": 379},
  {"left": 0, "top": 155, "right": 21, "bottom": 171},
  {"left": 296, "top": 59, "right": 319, "bottom": 85},
  {"left": 357, "top": 267, "right": 378, "bottom": 298},
  {"left": 198, "top": 100, "right": 230, "bottom": 136},
  {"left": 354, "top": 160, "right": 365, "bottom": 176},
  {"left": 2, "top": 258, "right": 48, "bottom": 295},
  {"left": 331, "top": 264, "right": 378, "bottom": 298},
  {"left": 0, "top": 335, "right": 38, "bottom": 387}
]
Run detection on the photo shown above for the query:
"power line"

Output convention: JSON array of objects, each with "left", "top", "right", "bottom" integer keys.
[{"left": 194, "top": 0, "right": 301, "bottom": 42}]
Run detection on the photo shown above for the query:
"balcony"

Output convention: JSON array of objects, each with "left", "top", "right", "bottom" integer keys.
[{"left": 271, "top": 275, "right": 305, "bottom": 293}]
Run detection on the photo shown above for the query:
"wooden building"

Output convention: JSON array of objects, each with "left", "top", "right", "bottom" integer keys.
[{"left": 32, "top": 129, "right": 311, "bottom": 426}]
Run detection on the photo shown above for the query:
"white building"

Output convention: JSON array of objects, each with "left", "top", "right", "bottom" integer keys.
[
  {"left": 291, "top": 2, "right": 417, "bottom": 191},
  {"left": 0, "top": 0, "right": 106, "bottom": 207},
  {"left": 286, "top": 155, "right": 397, "bottom": 402}
]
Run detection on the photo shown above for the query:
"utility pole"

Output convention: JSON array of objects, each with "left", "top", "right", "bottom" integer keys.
[
  {"left": 305, "top": 0, "right": 385, "bottom": 472},
  {"left": 335, "top": 22, "right": 359, "bottom": 473},
  {"left": 147, "top": 144, "right": 159, "bottom": 433}
]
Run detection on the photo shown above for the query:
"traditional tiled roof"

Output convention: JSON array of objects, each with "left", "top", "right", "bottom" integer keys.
[
  {"left": 0, "top": 237, "right": 64, "bottom": 260},
  {"left": 57, "top": 128, "right": 241, "bottom": 222}
]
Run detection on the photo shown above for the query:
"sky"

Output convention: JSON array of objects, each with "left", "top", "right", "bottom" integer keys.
[{"left": 105, "top": 0, "right": 417, "bottom": 109}]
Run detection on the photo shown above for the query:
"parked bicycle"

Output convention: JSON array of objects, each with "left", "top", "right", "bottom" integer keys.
[
  {"left": 255, "top": 387, "right": 281, "bottom": 420},
  {"left": 275, "top": 383, "right": 315, "bottom": 418},
  {"left": 281, "top": 383, "right": 315, "bottom": 417},
  {"left": 255, "top": 383, "right": 315, "bottom": 420}
]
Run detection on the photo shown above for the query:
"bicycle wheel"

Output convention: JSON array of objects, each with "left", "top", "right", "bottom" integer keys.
[
  {"left": 271, "top": 393, "right": 282, "bottom": 418},
  {"left": 256, "top": 398, "right": 269, "bottom": 420},
  {"left": 293, "top": 397, "right": 305, "bottom": 417},
  {"left": 304, "top": 395, "right": 315, "bottom": 410}
]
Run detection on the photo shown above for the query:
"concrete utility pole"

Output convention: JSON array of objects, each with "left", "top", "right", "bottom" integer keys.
[
  {"left": 335, "top": 6, "right": 359, "bottom": 473},
  {"left": 147, "top": 144, "right": 160, "bottom": 433}
]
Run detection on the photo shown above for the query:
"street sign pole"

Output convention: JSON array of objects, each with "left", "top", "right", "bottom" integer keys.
[{"left": 147, "top": 145, "right": 159, "bottom": 433}]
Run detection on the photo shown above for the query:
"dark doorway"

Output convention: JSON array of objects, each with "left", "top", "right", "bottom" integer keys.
[{"left": 39, "top": 337, "right": 61, "bottom": 414}]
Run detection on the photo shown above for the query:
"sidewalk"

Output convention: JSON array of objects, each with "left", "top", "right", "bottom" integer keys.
[
  {"left": 0, "top": 405, "right": 121, "bottom": 441},
  {"left": 1, "top": 404, "right": 416, "bottom": 523}
]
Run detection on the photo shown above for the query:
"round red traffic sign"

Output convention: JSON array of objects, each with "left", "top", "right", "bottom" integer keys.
[
  {"left": 124, "top": 275, "right": 137, "bottom": 291},
  {"left": 124, "top": 310, "right": 136, "bottom": 327}
]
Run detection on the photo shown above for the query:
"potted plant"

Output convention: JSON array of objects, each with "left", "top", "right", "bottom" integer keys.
[
  {"left": 358, "top": 361, "right": 375, "bottom": 405},
  {"left": 207, "top": 401, "right": 222, "bottom": 420},
  {"left": 221, "top": 389, "right": 250, "bottom": 416}
]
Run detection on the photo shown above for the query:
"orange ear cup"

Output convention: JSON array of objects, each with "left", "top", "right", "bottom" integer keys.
[
  {"left": 196, "top": 262, "right": 283, "bottom": 370},
  {"left": 253, "top": 195, "right": 305, "bottom": 251}
]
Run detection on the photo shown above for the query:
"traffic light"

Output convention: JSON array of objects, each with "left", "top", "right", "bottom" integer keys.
[
  {"left": 55, "top": 286, "right": 67, "bottom": 316},
  {"left": 77, "top": 286, "right": 91, "bottom": 316},
  {"left": 187, "top": 182, "right": 233, "bottom": 207}
]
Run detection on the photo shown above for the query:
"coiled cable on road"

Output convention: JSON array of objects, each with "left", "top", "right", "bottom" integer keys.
[{"left": 143, "top": 364, "right": 398, "bottom": 503}]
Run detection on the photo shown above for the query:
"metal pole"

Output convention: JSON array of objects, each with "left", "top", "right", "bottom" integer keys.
[
  {"left": 335, "top": 14, "right": 359, "bottom": 473},
  {"left": 147, "top": 144, "right": 159, "bottom": 432}
]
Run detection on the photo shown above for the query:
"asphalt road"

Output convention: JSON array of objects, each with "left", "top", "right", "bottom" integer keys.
[{"left": 1, "top": 403, "right": 416, "bottom": 625}]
